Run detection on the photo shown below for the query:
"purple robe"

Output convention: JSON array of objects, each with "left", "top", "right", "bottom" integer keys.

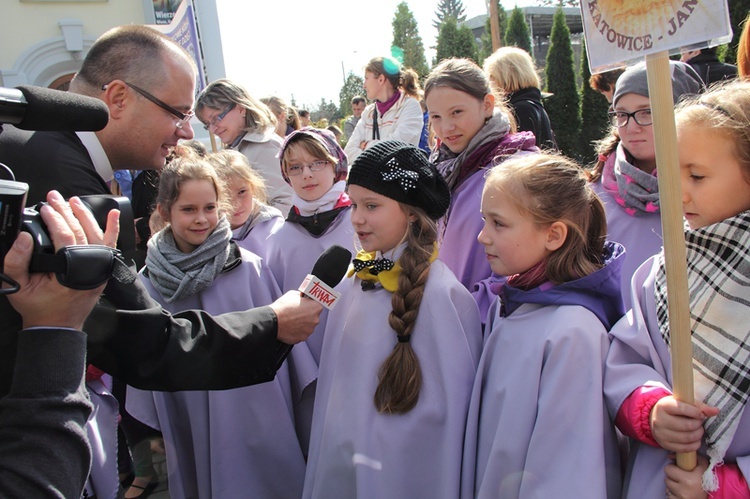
[
  {"left": 264, "top": 209, "right": 357, "bottom": 453},
  {"left": 232, "top": 215, "right": 284, "bottom": 261},
  {"left": 303, "top": 260, "right": 482, "bottom": 498},
  {"left": 85, "top": 375, "right": 120, "bottom": 499},
  {"left": 604, "top": 256, "right": 750, "bottom": 498},
  {"left": 462, "top": 248, "right": 623, "bottom": 498},
  {"left": 592, "top": 180, "right": 663, "bottom": 310},
  {"left": 127, "top": 250, "right": 307, "bottom": 499}
]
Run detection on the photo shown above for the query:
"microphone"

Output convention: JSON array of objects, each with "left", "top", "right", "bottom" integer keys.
[
  {"left": 298, "top": 244, "right": 352, "bottom": 309},
  {"left": 0, "top": 85, "right": 109, "bottom": 131}
]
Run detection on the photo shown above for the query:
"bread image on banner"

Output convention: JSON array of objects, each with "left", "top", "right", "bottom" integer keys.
[{"left": 597, "top": 0, "right": 682, "bottom": 35}]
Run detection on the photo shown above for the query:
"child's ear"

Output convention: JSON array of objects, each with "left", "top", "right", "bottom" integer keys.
[
  {"left": 156, "top": 203, "right": 169, "bottom": 223},
  {"left": 545, "top": 221, "right": 567, "bottom": 251},
  {"left": 483, "top": 93, "right": 495, "bottom": 117}
]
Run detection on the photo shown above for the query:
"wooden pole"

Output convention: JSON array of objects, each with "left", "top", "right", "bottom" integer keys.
[
  {"left": 645, "top": 51, "right": 696, "bottom": 471},
  {"left": 488, "top": 0, "right": 501, "bottom": 52},
  {"left": 209, "top": 130, "right": 218, "bottom": 153}
]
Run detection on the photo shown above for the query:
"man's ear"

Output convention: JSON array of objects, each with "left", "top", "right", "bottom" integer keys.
[
  {"left": 101, "top": 80, "right": 130, "bottom": 120},
  {"left": 545, "top": 221, "right": 567, "bottom": 251}
]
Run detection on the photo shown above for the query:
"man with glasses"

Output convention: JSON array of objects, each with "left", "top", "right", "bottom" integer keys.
[{"left": 0, "top": 19, "right": 323, "bottom": 450}]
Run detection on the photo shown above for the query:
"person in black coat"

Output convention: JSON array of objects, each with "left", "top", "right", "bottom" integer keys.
[
  {"left": 681, "top": 46, "right": 737, "bottom": 87},
  {"left": 483, "top": 46, "right": 557, "bottom": 151}
]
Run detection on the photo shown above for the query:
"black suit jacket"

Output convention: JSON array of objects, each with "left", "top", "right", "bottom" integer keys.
[
  {"left": 0, "top": 127, "right": 110, "bottom": 204},
  {"left": 0, "top": 125, "right": 288, "bottom": 398}
]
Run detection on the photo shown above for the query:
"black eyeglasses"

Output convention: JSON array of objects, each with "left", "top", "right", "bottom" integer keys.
[
  {"left": 203, "top": 104, "right": 235, "bottom": 130},
  {"left": 608, "top": 109, "right": 653, "bottom": 128},
  {"left": 103, "top": 82, "right": 194, "bottom": 129}
]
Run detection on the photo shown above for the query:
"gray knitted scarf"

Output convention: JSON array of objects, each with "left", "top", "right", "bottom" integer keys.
[{"left": 146, "top": 217, "right": 233, "bottom": 303}]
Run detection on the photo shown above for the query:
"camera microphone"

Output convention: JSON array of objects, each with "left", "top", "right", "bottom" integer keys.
[{"left": 0, "top": 85, "right": 109, "bottom": 131}]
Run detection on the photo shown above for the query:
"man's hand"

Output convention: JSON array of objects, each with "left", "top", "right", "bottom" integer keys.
[
  {"left": 3, "top": 190, "right": 119, "bottom": 330},
  {"left": 269, "top": 291, "right": 323, "bottom": 345}
]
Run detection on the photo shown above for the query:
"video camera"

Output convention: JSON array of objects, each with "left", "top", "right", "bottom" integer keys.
[{"left": 0, "top": 178, "right": 135, "bottom": 291}]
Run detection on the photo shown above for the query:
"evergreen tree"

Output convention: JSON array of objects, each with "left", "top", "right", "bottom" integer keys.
[
  {"left": 392, "top": 2, "right": 430, "bottom": 78},
  {"left": 723, "top": 0, "right": 750, "bottom": 64},
  {"left": 540, "top": 0, "right": 579, "bottom": 5},
  {"left": 504, "top": 7, "right": 531, "bottom": 53},
  {"left": 544, "top": 7, "right": 581, "bottom": 159},
  {"left": 313, "top": 98, "right": 341, "bottom": 125},
  {"left": 435, "top": 17, "right": 478, "bottom": 65},
  {"left": 479, "top": 0, "right": 508, "bottom": 63},
  {"left": 433, "top": 0, "right": 466, "bottom": 34},
  {"left": 338, "top": 72, "right": 364, "bottom": 117},
  {"left": 578, "top": 40, "right": 610, "bottom": 164}
]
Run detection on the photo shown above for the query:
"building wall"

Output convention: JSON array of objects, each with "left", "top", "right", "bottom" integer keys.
[
  {"left": 0, "top": 1, "right": 147, "bottom": 87},
  {"left": 0, "top": 0, "right": 223, "bottom": 92}
]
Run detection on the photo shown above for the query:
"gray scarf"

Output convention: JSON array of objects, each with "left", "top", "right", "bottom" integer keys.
[
  {"left": 146, "top": 217, "right": 233, "bottom": 303},
  {"left": 430, "top": 109, "right": 511, "bottom": 189}
]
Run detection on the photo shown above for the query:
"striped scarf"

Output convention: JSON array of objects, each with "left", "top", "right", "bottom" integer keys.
[{"left": 655, "top": 211, "right": 750, "bottom": 491}]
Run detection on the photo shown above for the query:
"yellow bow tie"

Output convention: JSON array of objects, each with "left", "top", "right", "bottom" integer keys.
[{"left": 347, "top": 246, "right": 438, "bottom": 293}]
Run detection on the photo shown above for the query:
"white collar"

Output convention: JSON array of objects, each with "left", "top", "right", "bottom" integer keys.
[{"left": 75, "top": 131, "right": 114, "bottom": 183}]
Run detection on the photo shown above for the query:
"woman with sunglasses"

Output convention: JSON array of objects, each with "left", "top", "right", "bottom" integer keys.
[
  {"left": 196, "top": 79, "right": 294, "bottom": 216},
  {"left": 587, "top": 61, "right": 703, "bottom": 308}
]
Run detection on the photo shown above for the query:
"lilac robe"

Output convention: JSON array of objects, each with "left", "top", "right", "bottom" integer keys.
[
  {"left": 232, "top": 214, "right": 284, "bottom": 261},
  {"left": 592, "top": 179, "right": 663, "bottom": 311},
  {"left": 264, "top": 209, "right": 356, "bottom": 454},
  {"left": 303, "top": 260, "right": 483, "bottom": 498},
  {"left": 462, "top": 249, "right": 624, "bottom": 499},
  {"left": 127, "top": 250, "right": 307, "bottom": 499},
  {"left": 604, "top": 256, "right": 750, "bottom": 498},
  {"left": 85, "top": 375, "right": 120, "bottom": 499}
]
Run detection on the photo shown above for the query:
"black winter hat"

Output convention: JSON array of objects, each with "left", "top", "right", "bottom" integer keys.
[{"left": 347, "top": 141, "right": 450, "bottom": 220}]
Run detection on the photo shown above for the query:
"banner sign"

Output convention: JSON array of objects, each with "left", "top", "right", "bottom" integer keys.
[
  {"left": 150, "top": 0, "right": 206, "bottom": 92},
  {"left": 582, "top": 0, "right": 733, "bottom": 73}
]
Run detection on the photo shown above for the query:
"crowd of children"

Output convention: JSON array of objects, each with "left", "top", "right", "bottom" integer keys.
[{"left": 103, "top": 55, "right": 750, "bottom": 498}]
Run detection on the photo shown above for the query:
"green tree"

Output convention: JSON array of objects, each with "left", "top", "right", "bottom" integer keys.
[
  {"left": 338, "top": 72, "right": 364, "bottom": 117},
  {"left": 544, "top": 7, "right": 581, "bottom": 159},
  {"left": 433, "top": 0, "right": 466, "bottom": 34},
  {"left": 578, "top": 40, "right": 610, "bottom": 164},
  {"left": 435, "top": 17, "right": 478, "bottom": 64},
  {"left": 723, "top": 0, "right": 750, "bottom": 64},
  {"left": 392, "top": 2, "right": 430, "bottom": 78},
  {"left": 479, "top": 0, "right": 508, "bottom": 63},
  {"left": 540, "top": 0, "right": 579, "bottom": 5},
  {"left": 312, "top": 98, "right": 341, "bottom": 125},
  {"left": 504, "top": 7, "right": 531, "bottom": 53}
]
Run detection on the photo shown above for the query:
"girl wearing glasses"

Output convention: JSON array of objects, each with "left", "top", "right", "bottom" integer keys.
[
  {"left": 588, "top": 61, "right": 703, "bottom": 308},
  {"left": 264, "top": 127, "right": 356, "bottom": 455},
  {"left": 196, "top": 79, "right": 294, "bottom": 216}
]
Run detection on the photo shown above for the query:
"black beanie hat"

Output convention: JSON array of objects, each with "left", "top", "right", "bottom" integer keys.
[{"left": 347, "top": 141, "right": 450, "bottom": 220}]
